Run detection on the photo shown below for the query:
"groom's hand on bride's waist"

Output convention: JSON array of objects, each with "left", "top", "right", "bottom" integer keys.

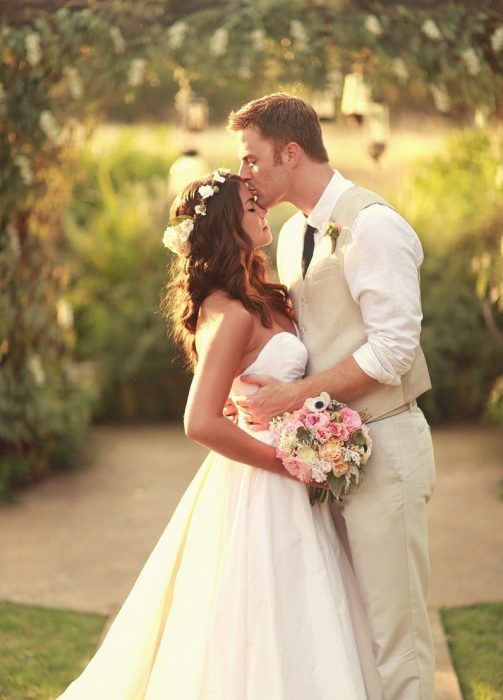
[{"left": 235, "top": 375, "right": 300, "bottom": 430}]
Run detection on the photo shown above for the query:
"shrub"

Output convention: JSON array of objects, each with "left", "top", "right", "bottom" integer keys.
[
  {"left": 398, "top": 129, "right": 503, "bottom": 423},
  {"left": 64, "top": 136, "right": 191, "bottom": 420}
]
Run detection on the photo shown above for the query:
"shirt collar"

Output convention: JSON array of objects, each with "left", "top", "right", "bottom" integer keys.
[{"left": 306, "top": 170, "right": 354, "bottom": 232}]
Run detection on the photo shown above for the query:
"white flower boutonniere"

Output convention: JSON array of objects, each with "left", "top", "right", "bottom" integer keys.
[{"left": 324, "top": 220, "right": 344, "bottom": 253}]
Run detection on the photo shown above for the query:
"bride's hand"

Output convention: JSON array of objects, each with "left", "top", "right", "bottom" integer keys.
[
  {"left": 223, "top": 397, "right": 238, "bottom": 424},
  {"left": 235, "top": 374, "right": 300, "bottom": 430}
]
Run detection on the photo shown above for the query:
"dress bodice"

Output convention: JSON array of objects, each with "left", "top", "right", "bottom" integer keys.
[{"left": 230, "top": 332, "right": 308, "bottom": 445}]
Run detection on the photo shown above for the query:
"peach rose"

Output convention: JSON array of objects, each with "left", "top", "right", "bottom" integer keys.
[{"left": 319, "top": 439, "right": 349, "bottom": 477}]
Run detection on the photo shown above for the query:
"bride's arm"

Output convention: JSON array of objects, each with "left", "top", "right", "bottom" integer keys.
[{"left": 183, "top": 295, "right": 289, "bottom": 478}]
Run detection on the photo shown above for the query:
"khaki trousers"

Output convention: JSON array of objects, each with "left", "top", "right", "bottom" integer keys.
[{"left": 330, "top": 405, "right": 436, "bottom": 700}]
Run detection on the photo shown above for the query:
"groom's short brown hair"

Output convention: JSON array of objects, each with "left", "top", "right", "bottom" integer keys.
[{"left": 228, "top": 93, "right": 329, "bottom": 164}]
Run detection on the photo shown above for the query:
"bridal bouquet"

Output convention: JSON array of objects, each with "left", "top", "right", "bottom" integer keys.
[{"left": 269, "top": 393, "right": 372, "bottom": 504}]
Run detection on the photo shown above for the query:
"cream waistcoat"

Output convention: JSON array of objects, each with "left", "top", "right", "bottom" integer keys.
[{"left": 277, "top": 187, "right": 431, "bottom": 421}]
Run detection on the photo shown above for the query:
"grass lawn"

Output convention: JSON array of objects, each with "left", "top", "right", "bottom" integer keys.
[
  {"left": 441, "top": 602, "right": 503, "bottom": 700},
  {"left": 0, "top": 601, "right": 106, "bottom": 700}
]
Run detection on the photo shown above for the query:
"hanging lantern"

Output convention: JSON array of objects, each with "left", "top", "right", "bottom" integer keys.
[
  {"left": 168, "top": 149, "right": 211, "bottom": 198},
  {"left": 366, "top": 102, "right": 390, "bottom": 162},
  {"left": 340, "top": 72, "right": 371, "bottom": 126},
  {"left": 311, "top": 92, "right": 336, "bottom": 122},
  {"left": 183, "top": 96, "right": 209, "bottom": 132}
]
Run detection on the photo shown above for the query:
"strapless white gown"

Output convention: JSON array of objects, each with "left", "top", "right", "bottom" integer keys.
[{"left": 57, "top": 333, "right": 382, "bottom": 700}]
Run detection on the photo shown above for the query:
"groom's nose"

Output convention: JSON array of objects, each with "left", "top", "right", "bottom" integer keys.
[{"left": 239, "top": 161, "right": 251, "bottom": 179}]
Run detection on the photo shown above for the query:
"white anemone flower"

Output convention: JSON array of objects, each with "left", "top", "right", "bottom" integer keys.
[{"left": 304, "top": 392, "right": 331, "bottom": 412}]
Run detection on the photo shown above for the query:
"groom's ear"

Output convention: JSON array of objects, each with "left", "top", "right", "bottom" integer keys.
[{"left": 283, "top": 141, "right": 302, "bottom": 166}]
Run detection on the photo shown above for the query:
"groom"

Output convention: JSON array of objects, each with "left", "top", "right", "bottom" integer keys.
[{"left": 228, "top": 93, "right": 436, "bottom": 699}]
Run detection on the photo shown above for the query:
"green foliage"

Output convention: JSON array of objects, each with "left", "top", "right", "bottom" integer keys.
[
  {"left": 440, "top": 602, "right": 503, "bottom": 700},
  {"left": 0, "top": 602, "right": 106, "bottom": 700},
  {"left": 400, "top": 130, "right": 503, "bottom": 253},
  {"left": 162, "top": 1, "right": 503, "bottom": 118},
  {"left": 399, "top": 129, "right": 503, "bottom": 423},
  {"left": 0, "top": 6, "right": 172, "bottom": 500},
  {"left": 64, "top": 134, "right": 190, "bottom": 420},
  {"left": 419, "top": 234, "right": 502, "bottom": 423}
]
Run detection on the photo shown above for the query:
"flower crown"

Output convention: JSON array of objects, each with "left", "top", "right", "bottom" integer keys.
[{"left": 162, "top": 168, "right": 231, "bottom": 256}]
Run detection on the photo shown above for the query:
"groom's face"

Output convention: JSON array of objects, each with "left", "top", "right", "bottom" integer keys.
[{"left": 236, "top": 127, "right": 290, "bottom": 209}]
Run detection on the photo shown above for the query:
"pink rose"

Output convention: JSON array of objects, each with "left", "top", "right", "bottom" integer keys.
[
  {"left": 316, "top": 427, "right": 333, "bottom": 443},
  {"left": 340, "top": 406, "right": 362, "bottom": 432},
  {"left": 304, "top": 411, "right": 330, "bottom": 429},
  {"left": 330, "top": 421, "right": 350, "bottom": 441},
  {"left": 283, "top": 456, "right": 312, "bottom": 483}
]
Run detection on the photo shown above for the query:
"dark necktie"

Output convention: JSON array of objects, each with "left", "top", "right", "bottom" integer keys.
[{"left": 301, "top": 223, "right": 316, "bottom": 278}]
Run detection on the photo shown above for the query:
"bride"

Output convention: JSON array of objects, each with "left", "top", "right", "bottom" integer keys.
[{"left": 56, "top": 170, "right": 382, "bottom": 699}]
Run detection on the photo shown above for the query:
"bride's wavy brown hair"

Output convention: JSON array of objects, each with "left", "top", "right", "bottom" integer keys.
[{"left": 161, "top": 174, "right": 294, "bottom": 370}]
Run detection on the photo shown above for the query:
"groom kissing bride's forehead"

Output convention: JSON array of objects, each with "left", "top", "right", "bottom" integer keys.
[{"left": 229, "top": 92, "right": 437, "bottom": 700}]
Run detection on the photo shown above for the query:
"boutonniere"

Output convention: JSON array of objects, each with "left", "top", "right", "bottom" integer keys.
[{"left": 324, "top": 220, "right": 343, "bottom": 253}]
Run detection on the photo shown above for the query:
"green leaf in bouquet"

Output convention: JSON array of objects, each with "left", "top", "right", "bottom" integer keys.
[
  {"left": 296, "top": 427, "right": 313, "bottom": 444},
  {"left": 351, "top": 428, "right": 365, "bottom": 446},
  {"left": 327, "top": 472, "right": 346, "bottom": 501}
]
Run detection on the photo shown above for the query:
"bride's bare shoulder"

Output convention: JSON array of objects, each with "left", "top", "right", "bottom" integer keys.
[{"left": 196, "top": 292, "right": 254, "bottom": 350}]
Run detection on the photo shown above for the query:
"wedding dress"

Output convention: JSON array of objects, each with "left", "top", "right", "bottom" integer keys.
[{"left": 57, "top": 332, "right": 382, "bottom": 700}]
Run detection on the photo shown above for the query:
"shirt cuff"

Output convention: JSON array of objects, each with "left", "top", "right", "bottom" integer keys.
[{"left": 353, "top": 344, "right": 401, "bottom": 387}]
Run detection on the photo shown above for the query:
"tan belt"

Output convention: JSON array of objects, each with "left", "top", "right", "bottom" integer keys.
[{"left": 367, "top": 399, "right": 417, "bottom": 424}]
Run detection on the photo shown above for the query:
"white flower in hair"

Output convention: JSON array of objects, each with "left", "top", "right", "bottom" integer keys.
[
  {"left": 213, "top": 170, "right": 226, "bottom": 183},
  {"left": 162, "top": 216, "right": 193, "bottom": 256},
  {"left": 194, "top": 203, "right": 207, "bottom": 216},
  {"left": 198, "top": 184, "right": 216, "bottom": 199}
]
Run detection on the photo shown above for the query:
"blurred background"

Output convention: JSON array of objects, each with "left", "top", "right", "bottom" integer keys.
[{"left": 0, "top": 0, "right": 502, "bottom": 501}]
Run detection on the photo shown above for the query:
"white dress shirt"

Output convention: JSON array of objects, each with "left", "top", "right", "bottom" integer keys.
[{"left": 287, "top": 170, "right": 425, "bottom": 387}]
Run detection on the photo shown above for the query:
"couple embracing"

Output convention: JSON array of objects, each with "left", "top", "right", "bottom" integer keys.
[{"left": 57, "top": 93, "right": 436, "bottom": 700}]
